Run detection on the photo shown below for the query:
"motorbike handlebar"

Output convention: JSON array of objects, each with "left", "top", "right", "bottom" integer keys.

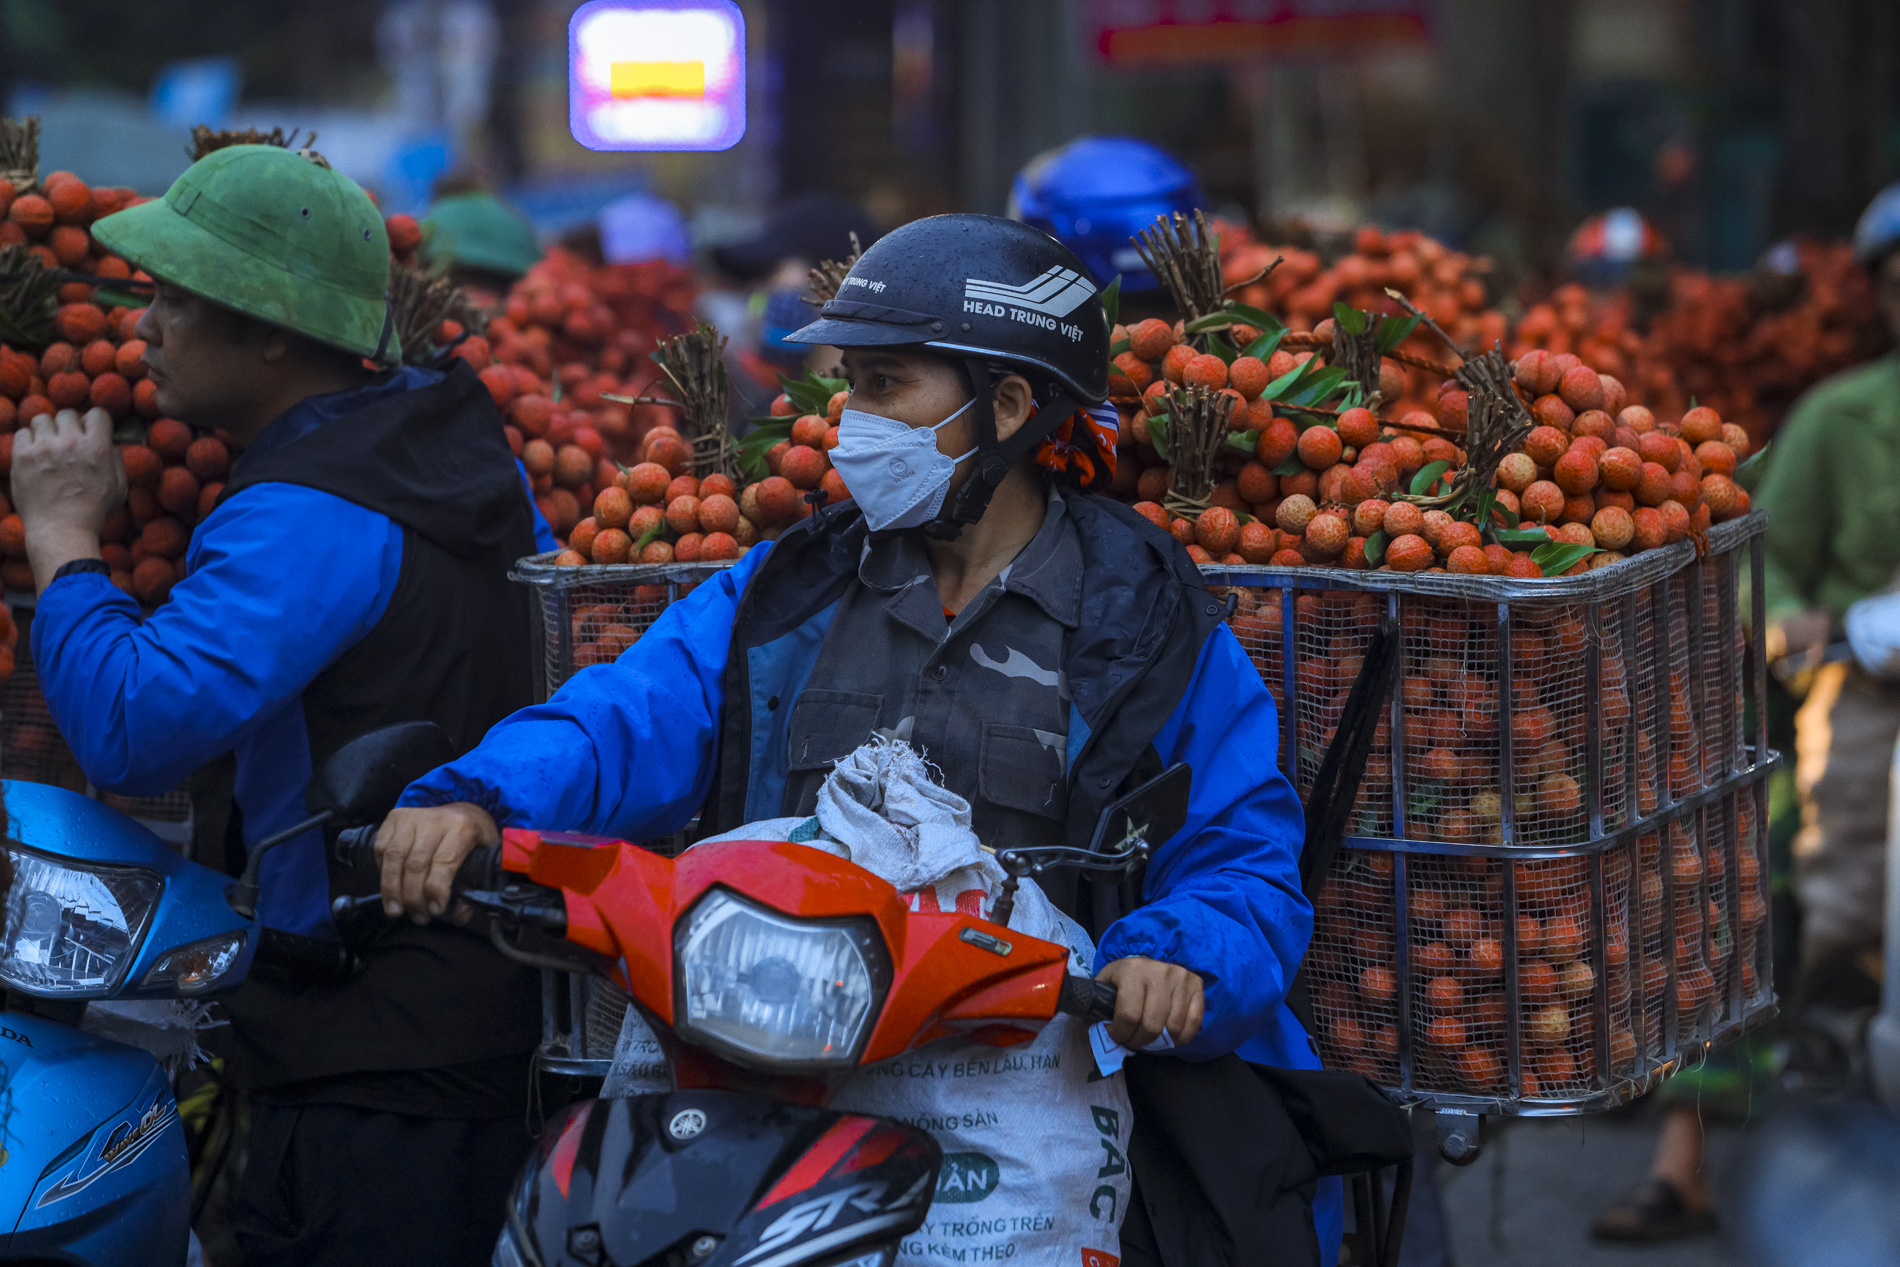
[
  {"left": 331, "top": 825, "right": 502, "bottom": 917},
  {"left": 253, "top": 926, "right": 358, "bottom": 985},
  {"left": 1057, "top": 974, "right": 1119, "bottom": 1024},
  {"left": 332, "top": 827, "right": 1118, "bottom": 1023}
]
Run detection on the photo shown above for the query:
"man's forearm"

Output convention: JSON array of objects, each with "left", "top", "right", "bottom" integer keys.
[{"left": 24, "top": 523, "right": 103, "bottom": 593}]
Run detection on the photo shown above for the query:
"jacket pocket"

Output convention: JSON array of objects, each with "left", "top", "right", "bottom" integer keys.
[
  {"left": 786, "top": 689, "right": 884, "bottom": 771},
  {"left": 980, "top": 722, "right": 1068, "bottom": 820}
]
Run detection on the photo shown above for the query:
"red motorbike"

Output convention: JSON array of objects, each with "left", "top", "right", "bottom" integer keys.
[{"left": 331, "top": 748, "right": 1187, "bottom": 1267}]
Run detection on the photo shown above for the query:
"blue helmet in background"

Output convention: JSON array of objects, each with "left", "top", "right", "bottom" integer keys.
[
  {"left": 1854, "top": 182, "right": 1900, "bottom": 265},
  {"left": 1008, "top": 136, "right": 1202, "bottom": 294}
]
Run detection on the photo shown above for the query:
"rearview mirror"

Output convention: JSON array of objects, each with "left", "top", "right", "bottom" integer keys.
[
  {"left": 306, "top": 723, "right": 457, "bottom": 824},
  {"left": 1087, "top": 763, "right": 1192, "bottom": 859}
]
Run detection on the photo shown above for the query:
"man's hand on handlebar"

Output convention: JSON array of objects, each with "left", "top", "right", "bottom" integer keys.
[
  {"left": 1096, "top": 956, "right": 1204, "bottom": 1049},
  {"left": 375, "top": 803, "right": 500, "bottom": 924}
]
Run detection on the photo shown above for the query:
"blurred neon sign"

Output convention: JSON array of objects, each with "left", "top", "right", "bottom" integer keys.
[
  {"left": 569, "top": 0, "right": 746, "bottom": 151},
  {"left": 1087, "top": 1, "right": 1430, "bottom": 66}
]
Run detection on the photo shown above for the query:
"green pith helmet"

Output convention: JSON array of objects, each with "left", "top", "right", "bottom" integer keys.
[
  {"left": 420, "top": 192, "right": 543, "bottom": 279},
  {"left": 91, "top": 145, "right": 399, "bottom": 362}
]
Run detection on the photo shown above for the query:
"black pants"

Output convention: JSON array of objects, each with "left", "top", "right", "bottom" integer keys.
[{"left": 235, "top": 1103, "right": 534, "bottom": 1267}]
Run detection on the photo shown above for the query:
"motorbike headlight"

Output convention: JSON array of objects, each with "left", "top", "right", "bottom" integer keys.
[
  {"left": 675, "top": 889, "right": 890, "bottom": 1070},
  {"left": 143, "top": 930, "right": 247, "bottom": 994},
  {"left": 1, "top": 845, "right": 161, "bottom": 996}
]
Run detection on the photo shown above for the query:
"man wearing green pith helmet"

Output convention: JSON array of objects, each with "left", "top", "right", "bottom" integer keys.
[
  {"left": 11, "top": 143, "right": 548, "bottom": 1265},
  {"left": 421, "top": 188, "right": 544, "bottom": 304}
]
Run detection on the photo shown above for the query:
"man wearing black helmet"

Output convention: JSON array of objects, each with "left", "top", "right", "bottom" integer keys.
[{"left": 379, "top": 215, "right": 1334, "bottom": 1264}]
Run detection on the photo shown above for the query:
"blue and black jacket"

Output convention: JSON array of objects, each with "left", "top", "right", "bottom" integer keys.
[
  {"left": 403, "top": 492, "right": 1345, "bottom": 1257},
  {"left": 404, "top": 494, "right": 1322, "bottom": 1067},
  {"left": 33, "top": 362, "right": 554, "bottom": 1112}
]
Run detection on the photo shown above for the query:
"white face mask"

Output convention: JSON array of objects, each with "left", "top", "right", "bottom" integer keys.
[{"left": 829, "top": 397, "right": 978, "bottom": 532}]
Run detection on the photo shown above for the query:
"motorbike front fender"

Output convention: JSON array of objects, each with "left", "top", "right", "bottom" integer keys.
[{"left": 0, "top": 1010, "right": 190, "bottom": 1266}]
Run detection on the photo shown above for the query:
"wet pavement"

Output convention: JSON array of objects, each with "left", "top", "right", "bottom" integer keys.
[{"left": 1436, "top": 1109, "right": 1747, "bottom": 1267}]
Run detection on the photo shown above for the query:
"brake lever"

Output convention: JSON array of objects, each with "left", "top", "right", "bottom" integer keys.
[
  {"left": 330, "top": 881, "right": 567, "bottom": 933},
  {"left": 990, "top": 834, "right": 1154, "bottom": 928},
  {"left": 459, "top": 884, "right": 568, "bottom": 936}
]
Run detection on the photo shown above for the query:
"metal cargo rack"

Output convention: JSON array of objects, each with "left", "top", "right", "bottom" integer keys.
[
  {"left": 1208, "top": 511, "right": 1774, "bottom": 1156},
  {"left": 510, "top": 556, "right": 736, "bottom": 701}
]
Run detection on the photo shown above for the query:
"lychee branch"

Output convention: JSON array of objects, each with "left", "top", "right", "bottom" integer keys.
[
  {"left": 387, "top": 265, "right": 487, "bottom": 370},
  {"left": 188, "top": 124, "right": 327, "bottom": 168},
  {"left": 0, "top": 116, "right": 38, "bottom": 195},
  {"left": 1394, "top": 346, "right": 1534, "bottom": 518},
  {"left": 650, "top": 323, "right": 736, "bottom": 480},
  {"left": 1160, "top": 383, "right": 1231, "bottom": 522},
  {"left": 804, "top": 232, "right": 863, "bottom": 307},
  {"left": 0, "top": 244, "right": 58, "bottom": 348},
  {"left": 1134, "top": 209, "right": 1227, "bottom": 326},
  {"left": 1281, "top": 328, "right": 1462, "bottom": 380},
  {"left": 1381, "top": 286, "right": 1469, "bottom": 367}
]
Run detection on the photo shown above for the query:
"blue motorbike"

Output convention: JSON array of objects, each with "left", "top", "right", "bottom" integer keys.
[{"left": 0, "top": 724, "right": 456, "bottom": 1264}]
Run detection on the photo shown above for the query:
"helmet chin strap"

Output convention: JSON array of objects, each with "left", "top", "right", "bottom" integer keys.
[{"left": 922, "top": 358, "right": 1077, "bottom": 541}]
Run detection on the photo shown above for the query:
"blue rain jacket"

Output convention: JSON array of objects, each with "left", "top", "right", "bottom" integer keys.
[{"left": 31, "top": 367, "right": 556, "bottom": 937}]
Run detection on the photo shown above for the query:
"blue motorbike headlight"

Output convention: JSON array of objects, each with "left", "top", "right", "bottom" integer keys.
[{"left": 1, "top": 844, "right": 161, "bottom": 996}]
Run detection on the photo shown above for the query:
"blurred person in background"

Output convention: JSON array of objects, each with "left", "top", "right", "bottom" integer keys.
[
  {"left": 599, "top": 191, "right": 691, "bottom": 270},
  {"left": 704, "top": 192, "right": 878, "bottom": 410},
  {"left": 419, "top": 186, "right": 544, "bottom": 307},
  {"left": 1755, "top": 180, "right": 1900, "bottom": 1033},
  {"left": 1588, "top": 1047, "right": 1775, "bottom": 1242},
  {"left": 1009, "top": 135, "right": 1201, "bottom": 325},
  {"left": 710, "top": 190, "right": 877, "bottom": 293},
  {"left": 1565, "top": 206, "right": 1669, "bottom": 288},
  {"left": 1588, "top": 182, "right": 1900, "bottom": 1248}
]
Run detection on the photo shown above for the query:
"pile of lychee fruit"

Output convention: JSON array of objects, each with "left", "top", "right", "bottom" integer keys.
[
  {"left": 0, "top": 169, "right": 241, "bottom": 609},
  {"left": 1106, "top": 310, "right": 1752, "bottom": 577},
  {"left": 1220, "top": 223, "right": 1507, "bottom": 417},
  {"left": 475, "top": 247, "right": 699, "bottom": 543},
  {"left": 1632, "top": 242, "right": 1887, "bottom": 448},
  {"left": 552, "top": 386, "right": 849, "bottom": 566}
]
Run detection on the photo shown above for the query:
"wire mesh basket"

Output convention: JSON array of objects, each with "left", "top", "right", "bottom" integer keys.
[
  {"left": 1212, "top": 511, "right": 1774, "bottom": 1130},
  {"left": 525, "top": 819, "right": 693, "bottom": 1079},
  {"left": 509, "top": 516, "right": 1775, "bottom": 1117},
  {"left": 510, "top": 555, "right": 735, "bottom": 699},
  {"left": 538, "top": 969, "right": 636, "bottom": 1078},
  {"left": 2, "top": 599, "right": 197, "bottom": 841},
  {"left": 2, "top": 603, "right": 88, "bottom": 793}
]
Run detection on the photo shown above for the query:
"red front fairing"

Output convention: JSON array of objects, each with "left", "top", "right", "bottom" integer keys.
[{"left": 499, "top": 830, "right": 1073, "bottom": 1063}]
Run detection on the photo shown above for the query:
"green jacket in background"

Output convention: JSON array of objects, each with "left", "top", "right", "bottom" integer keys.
[{"left": 1757, "top": 353, "right": 1900, "bottom": 624}]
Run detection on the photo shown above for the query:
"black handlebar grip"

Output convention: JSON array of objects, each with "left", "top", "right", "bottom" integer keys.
[
  {"left": 335, "top": 824, "right": 381, "bottom": 892},
  {"left": 453, "top": 843, "right": 500, "bottom": 895},
  {"left": 334, "top": 826, "right": 498, "bottom": 897},
  {"left": 1058, "top": 974, "right": 1120, "bottom": 1023}
]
